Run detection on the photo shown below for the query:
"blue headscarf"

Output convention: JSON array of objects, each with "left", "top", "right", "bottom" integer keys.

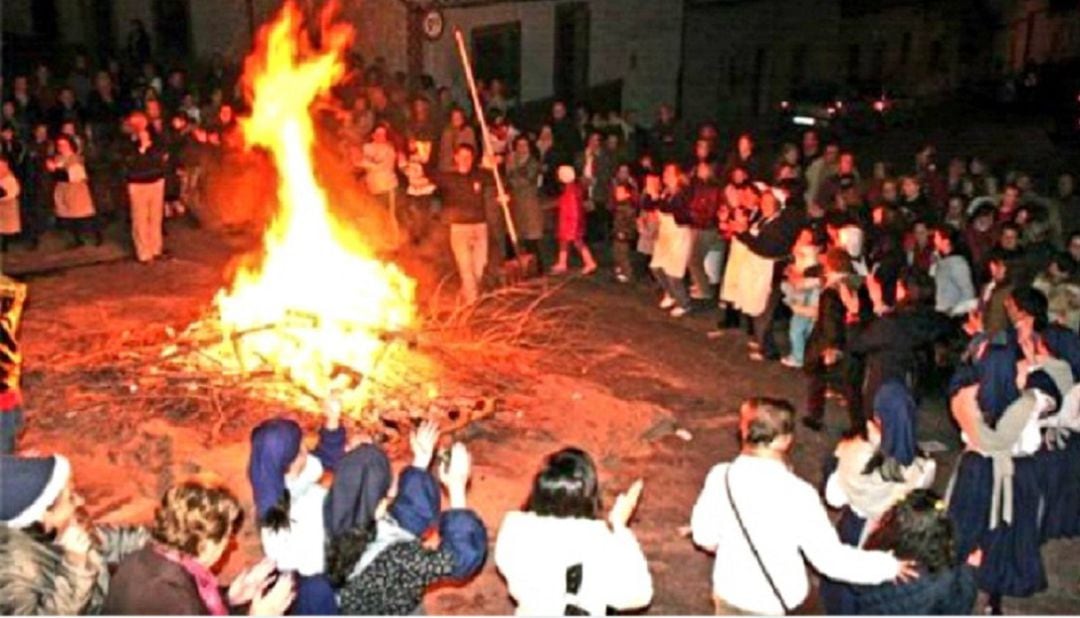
[
  {"left": 1025, "top": 368, "right": 1062, "bottom": 415},
  {"left": 872, "top": 379, "right": 917, "bottom": 466},
  {"left": 248, "top": 418, "right": 303, "bottom": 521},
  {"left": 1043, "top": 325, "right": 1080, "bottom": 382},
  {"left": 324, "top": 444, "right": 392, "bottom": 539},
  {"left": 975, "top": 343, "right": 1021, "bottom": 427}
]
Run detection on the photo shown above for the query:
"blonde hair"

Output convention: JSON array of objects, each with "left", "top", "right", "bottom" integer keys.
[{"left": 151, "top": 475, "right": 242, "bottom": 556}]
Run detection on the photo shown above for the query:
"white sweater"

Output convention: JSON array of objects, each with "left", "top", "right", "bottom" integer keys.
[
  {"left": 691, "top": 455, "right": 900, "bottom": 615},
  {"left": 260, "top": 456, "right": 328, "bottom": 576},
  {"left": 494, "top": 511, "right": 653, "bottom": 616}
]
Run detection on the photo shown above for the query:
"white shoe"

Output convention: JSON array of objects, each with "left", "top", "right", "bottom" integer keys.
[
  {"left": 659, "top": 295, "right": 676, "bottom": 310},
  {"left": 780, "top": 356, "right": 803, "bottom": 369},
  {"left": 670, "top": 306, "right": 688, "bottom": 318},
  {"left": 616, "top": 273, "right": 630, "bottom": 283}
]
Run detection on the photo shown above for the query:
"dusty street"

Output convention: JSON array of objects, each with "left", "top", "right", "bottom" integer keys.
[{"left": 6, "top": 222, "right": 1080, "bottom": 615}]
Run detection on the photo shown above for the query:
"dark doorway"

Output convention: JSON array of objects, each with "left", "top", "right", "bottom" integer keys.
[
  {"left": 31, "top": 0, "right": 61, "bottom": 39},
  {"left": 472, "top": 22, "right": 522, "bottom": 103},
  {"left": 751, "top": 47, "right": 766, "bottom": 115},
  {"left": 554, "top": 2, "right": 590, "bottom": 104},
  {"left": 153, "top": 0, "right": 193, "bottom": 62},
  {"left": 89, "top": 0, "right": 117, "bottom": 60}
]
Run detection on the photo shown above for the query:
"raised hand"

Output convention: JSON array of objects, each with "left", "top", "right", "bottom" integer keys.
[
  {"left": 439, "top": 442, "right": 472, "bottom": 508},
  {"left": 608, "top": 479, "right": 644, "bottom": 529},
  {"left": 410, "top": 420, "right": 440, "bottom": 470},
  {"left": 58, "top": 524, "right": 93, "bottom": 568},
  {"left": 323, "top": 391, "right": 342, "bottom": 430},
  {"left": 228, "top": 558, "right": 276, "bottom": 606},
  {"left": 249, "top": 572, "right": 295, "bottom": 616}
]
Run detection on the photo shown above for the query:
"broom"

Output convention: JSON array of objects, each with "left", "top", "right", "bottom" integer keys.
[{"left": 453, "top": 28, "right": 537, "bottom": 282}]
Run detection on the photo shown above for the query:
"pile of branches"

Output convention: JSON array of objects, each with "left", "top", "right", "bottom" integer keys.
[{"left": 29, "top": 279, "right": 586, "bottom": 444}]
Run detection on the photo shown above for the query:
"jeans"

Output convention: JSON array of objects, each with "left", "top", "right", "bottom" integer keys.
[
  {"left": 788, "top": 315, "right": 815, "bottom": 365},
  {"left": 613, "top": 238, "right": 633, "bottom": 277},
  {"left": 652, "top": 267, "right": 690, "bottom": 309},
  {"left": 689, "top": 229, "right": 719, "bottom": 298},
  {"left": 450, "top": 223, "right": 489, "bottom": 305}
]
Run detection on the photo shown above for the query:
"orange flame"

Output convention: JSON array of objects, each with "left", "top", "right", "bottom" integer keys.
[{"left": 214, "top": 1, "right": 415, "bottom": 404}]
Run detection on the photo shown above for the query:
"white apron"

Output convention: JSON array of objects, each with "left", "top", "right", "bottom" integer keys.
[
  {"left": 719, "top": 237, "right": 776, "bottom": 317},
  {"left": 650, "top": 212, "right": 693, "bottom": 278}
]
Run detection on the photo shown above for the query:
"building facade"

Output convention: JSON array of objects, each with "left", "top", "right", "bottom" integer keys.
[
  {"left": 3, "top": 0, "right": 683, "bottom": 119},
  {"left": 1003, "top": 0, "right": 1080, "bottom": 71},
  {"left": 679, "top": 0, "right": 1003, "bottom": 126}
]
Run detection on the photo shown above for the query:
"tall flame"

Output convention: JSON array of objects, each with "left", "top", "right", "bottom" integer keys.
[{"left": 214, "top": 1, "right": 415, "bottom": 403}]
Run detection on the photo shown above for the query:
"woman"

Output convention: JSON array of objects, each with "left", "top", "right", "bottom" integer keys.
[
  {"left": 0, "top": 454, "right": 148, "bottom": 614},
  {"left": 358, "top": 123, "right": 401, "bottom": 244},
  {"left": 506, "top": 135, "right": 545, "bottom": 269},
  {"left": 850, "top": 490, "right": 978, "bottom": 615},
  {"left": 821, "top": 380, "right": 937, "bottom": 613},
  {"left": 930, "top": 226, "right": 976, "bottom": 317},
  {"left": 651, "top": 163, "right": 694, "bottom": 317},
  {"left": 103, "top": 476, "right": 295, "bottom": 615},
  {"left": 494, "top": 448, "right": 652, "bottom": 616},
  {"left": 0, "top": 155, "right": 20, "bottom": 252},
  {"left": 248, "top": 405, "right": 346, "bottom": 614},
  {"left": 325, "top": 424, "right": 487, "bottom": 614},
  {"left": 946, "top": 344, "right": 1052, "bottom": 614},
  {"left": 47, "top": 135, "right": 101, "bottom": 247}
]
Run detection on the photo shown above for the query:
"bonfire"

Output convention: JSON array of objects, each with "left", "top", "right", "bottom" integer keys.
[{"left": 202, "top": 1, "right": 417, "bottom": 411}]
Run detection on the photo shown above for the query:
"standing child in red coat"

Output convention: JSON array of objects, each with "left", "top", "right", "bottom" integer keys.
[{"left": 552, "top": 165, "right": 598, "bottom": 275}]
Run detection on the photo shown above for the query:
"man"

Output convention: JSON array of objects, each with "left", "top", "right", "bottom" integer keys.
[
  {"left": 691, "top": 398, "right": 914, "bottom": 615},
  {"left": 123, "top": 112, "right": 169, "bottom": 264},
  {"left": 577, "top": 131, "right": 614, "bottom": 244},
  {"left": 804, "top": 142, "right": 839, "bottom": 210},
  {"left": 438, "top": 144, "right": 490, "bottom": 305},
  {"left": 436, "top": 107, "right": 477, "bottom": 174}
]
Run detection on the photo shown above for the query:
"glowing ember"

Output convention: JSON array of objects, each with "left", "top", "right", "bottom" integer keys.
[{"left": 213, "top": 1, "right": 415, "bottom": 404}]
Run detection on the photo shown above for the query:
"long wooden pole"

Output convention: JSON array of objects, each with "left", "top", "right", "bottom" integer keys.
[{"left": 453, "top": 28, "right": 520, "bottom": 250}]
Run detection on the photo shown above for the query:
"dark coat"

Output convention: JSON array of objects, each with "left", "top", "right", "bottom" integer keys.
[
  {"left": 0, "top": 524, "right": 147, "bottom": 615},
  {"left": 103, "top": 546, "right": 209, "bottom": 615},
  {"left": 852, "top": 566, "right": 978, "bottom": 615}
]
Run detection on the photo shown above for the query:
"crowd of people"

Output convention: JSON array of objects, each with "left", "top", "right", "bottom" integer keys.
[{"left": 2, "top": 31, "right": 1080, "bottom": 617}]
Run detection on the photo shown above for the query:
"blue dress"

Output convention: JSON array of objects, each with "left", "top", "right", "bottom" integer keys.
[{"left": 947, "top": 452, "right": 1047, "bottom": 598}]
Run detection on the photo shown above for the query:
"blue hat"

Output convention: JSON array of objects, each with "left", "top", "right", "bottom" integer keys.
[
  {"left": 389, "top": 467, "right": 441, "bottom": 537},
  {"left": 324, "top": 444, "right": 391, "bottom": 539},
  {"left": 872, "top": 380, "right": 917, "bottom": 466},
  {"left": 248, "top": 418, "right": 302, "bottom": 521},
  {"left": 0, "top": 455, "right": 71, "bottom": 528},
  {"left": 1024, "top": 369, "right": 1062, "bottom": 415}
]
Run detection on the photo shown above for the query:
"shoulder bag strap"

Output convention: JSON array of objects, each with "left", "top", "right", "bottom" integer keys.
[{"left": 725, "top": 465, "right": 791, "bottom": 614}]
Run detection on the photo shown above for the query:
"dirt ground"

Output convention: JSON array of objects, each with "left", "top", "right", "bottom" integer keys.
[{"left": 5, "top": 220, "right": 1080, "bottom": 615}]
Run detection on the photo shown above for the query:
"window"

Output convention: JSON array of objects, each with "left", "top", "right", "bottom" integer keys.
[
  {"left": 791, "top": 44, "right": 809, "bottom": 88},
  {"left": 927, "top": 38, "right": 944, "bottom": 72},
  {"left": 847, "top": 44, "right": 861, "bottom": 82},
  {"left": 473, "top": 21, "right": 523, "bottom": 103}
]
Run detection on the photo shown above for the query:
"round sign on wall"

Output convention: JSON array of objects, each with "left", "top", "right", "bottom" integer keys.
[{"left": 422, "top": 9, "right": 445, "bottom": 41}]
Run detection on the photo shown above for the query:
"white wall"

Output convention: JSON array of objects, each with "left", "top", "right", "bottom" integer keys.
[{"left": 420, "top": 0, "right": 682, "bottom": 116}]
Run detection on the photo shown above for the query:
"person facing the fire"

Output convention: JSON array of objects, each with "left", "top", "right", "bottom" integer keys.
[
  {"left": 247, "top": 399, "right": 347, "bottom": 614},
  {"left": 1, "top": 453, "right": 149, "bottom": 615},
  {"left": 325, "top": 423, "right": 487, "bottom": 614}
]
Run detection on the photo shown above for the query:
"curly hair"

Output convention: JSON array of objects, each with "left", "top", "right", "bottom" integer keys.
[
  {"left": 864, "top": 489, "right": 956, "bottom": 573},
  {"left": 151, "top": 476, "right": 243, "bottom": 557},
  {"left": 325, "top": 522, "right": 377, "bottom": 588}
]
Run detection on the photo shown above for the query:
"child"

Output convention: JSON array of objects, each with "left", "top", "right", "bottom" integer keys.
[
  {"left": 635, "top": 172, "right": 661, "bottom": 278},
  {"left": 781, "top": 231, "right": 822, "bottom": 369},
  {"left": 610, "top": 182, "right": 638, "bottom": 283},
  {"left": 552, "top": 165, "right": 597, "bottom": 275}
]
